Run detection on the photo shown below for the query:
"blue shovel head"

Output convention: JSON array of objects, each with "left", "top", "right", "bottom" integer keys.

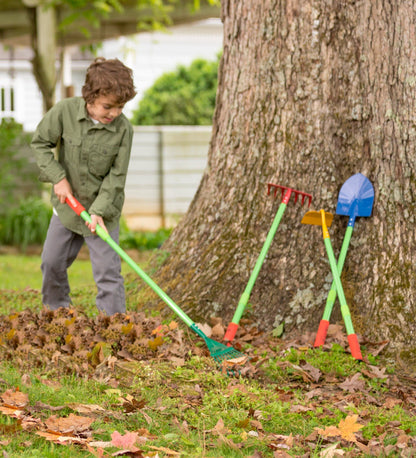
[{"left": 336, "top": 173, "right": 374, "bottom": 219}]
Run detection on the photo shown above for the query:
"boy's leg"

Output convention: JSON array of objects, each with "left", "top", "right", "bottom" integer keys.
[
  {"left": 85, "top": 225, "right": 125, "bottom": 315},
  {"left": 41, "top": 214, "right": 84, "bottom": 310}
]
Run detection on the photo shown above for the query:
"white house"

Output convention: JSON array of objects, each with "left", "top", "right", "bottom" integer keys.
[
  {"left": 0, "top": 18, "right": 223, "bottom": 131},
  {"left": 0, "top": 19, "right": 223, "bottom": 229}
]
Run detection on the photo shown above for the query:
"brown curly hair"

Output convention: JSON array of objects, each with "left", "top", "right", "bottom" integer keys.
[{"left": 82, "top": 57, "right": 136, "bottom": 105}]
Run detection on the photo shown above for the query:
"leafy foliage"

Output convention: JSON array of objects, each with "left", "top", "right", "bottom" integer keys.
[
  {"left": 49, "top": 0, "right": 172, "bottom": 37},
  {"left": 119, "top": 219, "right": 172, "bottom": 250},
  {"left": 131, "top": 56, "right": 220, "bottom": 125},
  {"left": 0, "top": 198, "right": 53, "bottom": 251},
  {"left": 0, "top": 119, "right": 41, "bottom": 218}
]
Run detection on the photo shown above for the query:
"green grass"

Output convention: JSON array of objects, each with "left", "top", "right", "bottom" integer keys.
[
  {"left": 0, "top": 252, "right": 415, "bottom": 457},
  {"left": 0, "top": 254, "right": 134, "bottom": 290}
]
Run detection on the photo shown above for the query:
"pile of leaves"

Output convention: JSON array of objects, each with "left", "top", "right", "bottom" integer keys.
[{"left": 0, "top": 307, "right": 416, "bottom": 456}]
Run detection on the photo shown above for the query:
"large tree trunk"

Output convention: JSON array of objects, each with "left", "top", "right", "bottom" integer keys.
[{"left": 152, "top": 0, "right": 416, "bottom": 367}]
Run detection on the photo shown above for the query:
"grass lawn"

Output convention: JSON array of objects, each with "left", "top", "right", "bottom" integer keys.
[
  {"left": 0, "top": 250, "right": 415, "bottom": 457},
  {"left": 0, "top": 253, "right": 133, "bottom": 290}
]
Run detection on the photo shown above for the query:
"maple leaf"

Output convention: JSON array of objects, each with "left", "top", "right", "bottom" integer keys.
[
  {"left": 338, "top": 373, "right": 366, "bottom": 393},
  {"left": 338, "top": 415, "right": 364, "bottom": 442},
  {"left": 1, "top": 388, "right": 29, "bottom": 409},
  {"left": 168, "top": 321, "right": 178, "bottom": 330},
  {"left": 44, "top": 413, "right": 95, "bottom": 435},
  {"left": 111, "top": 430, "right": 139, "bottom": 450},
  {"left": 316, "top": 425, "right": 341, "bottom": 438},
  {"left": 148, "top": 335, "right": 164, "bottom": 350}
]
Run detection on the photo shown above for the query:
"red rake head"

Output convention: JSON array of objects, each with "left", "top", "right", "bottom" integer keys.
[{"left": 267, "top": 183, "right": 312, "bottom": 207}]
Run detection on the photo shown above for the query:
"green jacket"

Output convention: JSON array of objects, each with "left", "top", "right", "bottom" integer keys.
[{"left": 31, "top": 97, "right": 133, "bottom": 236}]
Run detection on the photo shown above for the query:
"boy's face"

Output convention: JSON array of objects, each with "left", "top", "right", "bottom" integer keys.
[{"left": 86, "top": 94, "right": 125, "bottom": 124}]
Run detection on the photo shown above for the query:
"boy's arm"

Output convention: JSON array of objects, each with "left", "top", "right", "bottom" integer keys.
[{"left": 31, "top": 106, "right": 67, "bottom": 186}]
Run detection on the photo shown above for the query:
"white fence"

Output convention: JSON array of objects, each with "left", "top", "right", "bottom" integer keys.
[{"left": 124, "top": 126, "right": 211, "bottom": 230}]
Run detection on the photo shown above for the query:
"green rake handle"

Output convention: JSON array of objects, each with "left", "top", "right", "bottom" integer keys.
[
  {"left": 224, "top": 185, "right": 312, "bottom": 343},
  {"left": 319, "top": 210, "right": 362, "bottom": 361},
  {"left": 314, "top": 225, "right": 353, "bottom": 347},
  {"left": 66, "top": 197, "right": 197, "bottom": 331},
  {"left": 224, "top": 196, "right": 288, "bottom": 342}
]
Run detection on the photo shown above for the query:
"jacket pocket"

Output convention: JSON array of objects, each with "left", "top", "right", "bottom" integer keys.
[
  {"left": 88, "top": 145, "right": 118, "bottom": 178},
  {"left": 62, "top": 134, "right": 82, "bottom": 164}
]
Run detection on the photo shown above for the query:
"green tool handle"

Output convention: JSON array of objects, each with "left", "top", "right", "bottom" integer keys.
[
  {"left": 231, "top": 201, "right": 287, "bottom": 325},
  {"left": 65, "top": 198, "right": 194, "bottom": 328},
  {"left": 323, "top": 238, "right": 352, "bottom": 329},
  {"left": 322, "top": 225, "right": 354, "bottom": 321},
  {"left": 321, "top": 212, "right": 362, "bottom": 360}
]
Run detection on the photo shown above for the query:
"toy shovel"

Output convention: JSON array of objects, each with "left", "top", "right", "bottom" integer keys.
[
  {"left": 301, "top": 209, "right": 362, "bottom": 361},
  {"left": 314, "top": 174, "right": 374, "bottom": 347}
]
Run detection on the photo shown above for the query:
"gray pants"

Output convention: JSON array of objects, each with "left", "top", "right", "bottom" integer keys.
[{"left": 41, "top": 214, "right": 125, "bottom": 315}]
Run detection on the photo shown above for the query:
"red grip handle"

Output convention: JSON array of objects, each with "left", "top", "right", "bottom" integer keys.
[
  {"left": 65, "top": 197, "right": 86, "bottom": 216},
  {"left": 347, "top": 334, "right": 363, "bottom": 361},
  {"left": 223, "top": 322, "right": 239, "bottom": 345},
  {"left": 313, "top": 320, "right": 330, "bottom": 347}
]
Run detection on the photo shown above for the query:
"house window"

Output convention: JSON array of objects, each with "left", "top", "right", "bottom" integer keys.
[{"left": 0, "top": 85, "right": 15, "bottom": 118}]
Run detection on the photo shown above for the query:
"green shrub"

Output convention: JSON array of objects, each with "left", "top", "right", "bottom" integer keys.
[
  {"left": 131, "top": 56, "right": 220, "bottom": 125},
  {"left": 0, "top": 197, "right": 52, "bottom": 251},
  {"left": 119, "top": 219, "right": 172, "bottom": 250},
  {"left": 0, "top": 118, "right": 41, "bottom": 216}
]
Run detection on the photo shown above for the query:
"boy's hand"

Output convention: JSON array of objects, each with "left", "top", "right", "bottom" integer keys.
[
  {"left": 87, "top": 215, "right": 108, "bottom": 234},
  {"left": 54, "top": 178, "right": 75, "bottom": 204}
]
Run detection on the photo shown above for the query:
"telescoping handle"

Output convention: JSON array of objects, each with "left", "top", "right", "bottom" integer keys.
[{"left": 65, "top": 197, "right": 195, "bottom": 328}]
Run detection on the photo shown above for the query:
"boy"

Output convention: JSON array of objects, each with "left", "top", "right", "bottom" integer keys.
[{"left": 31, "top": 57, "right": 136, "bottom": 315}]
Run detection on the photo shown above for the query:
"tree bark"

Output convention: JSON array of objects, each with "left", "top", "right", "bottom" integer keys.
[
  {"left": 149, "top": 0, "right": 416, "bottom": 367},
  {"left": 27, "top": 5, "right": 57, "bottom": 112}
]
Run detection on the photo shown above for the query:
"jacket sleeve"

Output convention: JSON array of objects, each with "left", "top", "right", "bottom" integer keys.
[
  {"left": 31, "top": 104, "right": 66, "bottom": 185},
  {"left": 88, "top": 123, "right": 133, "bottom": 218}
]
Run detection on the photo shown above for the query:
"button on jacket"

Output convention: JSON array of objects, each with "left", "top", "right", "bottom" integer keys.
[{"left": 31, "top": 97, "right": 133, "bottom": 236}]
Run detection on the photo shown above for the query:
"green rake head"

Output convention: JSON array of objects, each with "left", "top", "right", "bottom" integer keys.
[
  {"left": 191, "top": 324, "right": 247, "bottom": 375},
  {"left": 206, "top": 336, "right": 244, "bottom": 361},
  {"left": 206, "top": 337, "right": 248, "bottom": 376}
]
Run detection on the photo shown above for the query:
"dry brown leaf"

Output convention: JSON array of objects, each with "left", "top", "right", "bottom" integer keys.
[
  {"left": 0, "top": 406, "right": 25, "bottom": 418},
  {"left": 319, "top": 442, "right": 345, "bottom": 457},
  {"left": 383, "top": 397, "right": 403, "bottom": 409},
  {"left": 111, "top": 430, "right": 139, "bottom": 450},
  {"left": 45, "top": 413, "right": 95, "bottom": 435},
  {"left": 195, "top": 322, "right": 212, "bottom": 337},
  {"left": 146, "top": 444, "right": 180, "bottom": 455},
  {"left": 211, "top": 323, "right": 225, "bottom": 337},
  {"left": 36, "top": 431, "right": 90, "bottom": 445},
  {"left": 222, "top": 355, "right": 248, "bottom": 367},
  {"left": 316, "top": 425, "right": 341, "bottom": 438},
  {"left": 168, "top": 321, "right": 178, "bottom": 330},
  {"left": 338, "top": 373, "right": 366, "bottom": 393},
  {"left": 1, "top": 388, "right": 29, "bottom": 408},
  {"left": 338, "top": 414, "right": 364, "bottom": 442},
  {"left": 208, "top": 418, "right": 231, "bottom": 435},
  {"left": 327, "top": 324, "right": 348, "bottom": 343},
  {"left": 299, "top": 360, "right": 322, "bottom": 382},
  {"left": 66, "top": 403, "right": 106, "bottom": 414},
  {"left": 148, "top": 336, "right": 164, "bottom": 351}
]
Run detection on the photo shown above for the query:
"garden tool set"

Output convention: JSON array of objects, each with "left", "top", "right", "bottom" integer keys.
[
  {"left": 66, "top": 197, "right": 245, "bottom": 373},
  {"left": 312, "top": 173, "right": 374, "bottom": 349},
  {"left": 67, "top": 172, "right": 373, "bottom": 368},
  {"left": 224, "top": 184, "right": 312, "bottom": 345},
  {"left": 301, "top": 209, "right": 363, "bottom": 360}
]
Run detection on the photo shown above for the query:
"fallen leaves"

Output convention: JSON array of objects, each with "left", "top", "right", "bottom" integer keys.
[
  {"left": 317, "top": 415, "right": 364, "bottom": 442},
  {"left": 0, "top": 386, "right": 164, "bottom": 456},
  {"left": 0, "top": 309, "right": 416, "bottom": 457}
]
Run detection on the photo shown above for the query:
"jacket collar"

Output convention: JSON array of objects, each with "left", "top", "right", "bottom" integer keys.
[{"left": 76, "top": 97, "right": 118, "bottom": 132}]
